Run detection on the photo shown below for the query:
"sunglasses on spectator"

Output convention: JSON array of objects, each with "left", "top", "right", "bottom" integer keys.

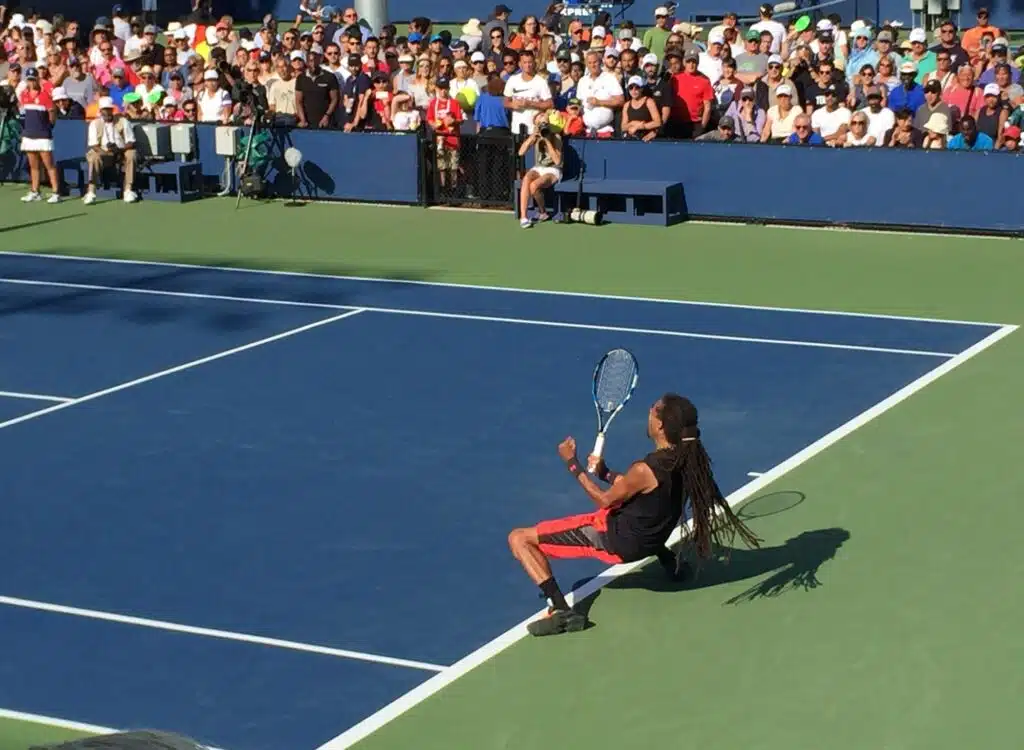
[
  {"left": 794, "top": 124, "right": 810, "bottom": 130},
  {"left": 503, "top": 59, "right": 516, "bottom": 66}
]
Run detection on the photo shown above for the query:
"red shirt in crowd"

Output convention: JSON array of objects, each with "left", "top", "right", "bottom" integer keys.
[{"left": 671, "top": 71, "right": 713, "bottom": 123}]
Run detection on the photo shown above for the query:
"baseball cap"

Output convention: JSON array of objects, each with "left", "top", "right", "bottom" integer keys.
[
  {"left": 290, "top": 50, "right": 306, "bottom": 61},
  {"left": 641, "top": 52, "right": 659, "bottom": 67},
  {"left": 309, "top": 43, "right": 324, "bottom": 55},
  {"left": 740, "top": 86, "right": 754, "bottom": 98},
  {"left": 1004, "top": 124, "right": 1022, "bottom": 139},
  {"left": 626, "top": 74, "right": 644, "bottom": 88},
  {"left": 429, "top": 33, "right": 443, "bottom": 42},
  {"left": 471, "top": 51, "right": 485, "bottom": 62},
  {"left": 877, "top": 30, "right": 894, "bottom": 42},
  {"left": 203, "top": 69, "right": 219, "bottom": 80},
  {"left": 347, "top": 53, "right": 362, "bottom": 66},
  {"left": 604, "top": 47, "right": 619, "bottom": 58},
  {"left": 52, "top": 86, "right": 68, "bottom": 100},
  {"left": 398, "top": 53, "right": 414, "bottom": 63},
  {"left": 24, "top": 66, "right": 39, "bottom": 79},
  {"left": 591, "top": 25, "right": 606, "bottom": 37},
  {"left": 767, "top": 53, "right": 783, "bottom": 65},
  {"left": 745, "top": 28, "right": 760, "bottom": 41},
  {"left": 683, "top": 50, "right": 699, "bottom": 62},
  {"left": 407, "top": 31, "right": 423, "bottom": 42},
  {"left": 654, "top": 5, "right": 669, "bottom": 15},
  {"left": 984, "top": 82, "right": 1001, "bottom": 96},
  {"left": 143, "top": 24, "right": 158, "bottom": 34},
  {"left": 555, "top": 48, "right": 571, "bottom": 61},
  {"left": 435, "top": 76, "right": 450, "bottom": 88},
  {"left": 98, "top": 96, "right": 115, "bottom": 110},
  {"left": 719, "top": 115, "right": 735, "bottom": 128},
  {"left": 708, "top": 32, "right": 725, "bottom": 45},
  {"left": 924, "top": 79, "right": 942, "bottom": 93},
  {"left": 899, "top": 61, "right": 918, "bottom": 74},
  {"left": 908, "top": 27, "right": 926, "bottom": 43},
  {"left": 567, "top": 97, "right": 581, "bottom": 106},
  {"left": 776, "top": 83, "right": 793, "bottom": 96}
]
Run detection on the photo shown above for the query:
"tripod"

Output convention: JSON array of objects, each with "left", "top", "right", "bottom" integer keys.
[{"left": 234, "top": 114, "right": 262, "bottom": 210}]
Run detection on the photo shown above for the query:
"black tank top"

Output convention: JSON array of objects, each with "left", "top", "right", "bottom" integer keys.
[
  {"left": 626, "top": 98, "right": 654, "bottom": 124},
  {"left": 605, "top": 450, "right": 683, "bottom": 562},
  {"left": 976, "top": 105, "right": 1002, "bottom": 140}
]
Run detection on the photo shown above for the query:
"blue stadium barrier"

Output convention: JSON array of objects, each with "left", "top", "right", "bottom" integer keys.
[{"left": 6, "top": 119, "right": 1023, "bottom": 235}]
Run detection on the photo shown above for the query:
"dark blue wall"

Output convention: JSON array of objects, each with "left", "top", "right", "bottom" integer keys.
[
  {"left": 8, "top": 119, "right": 1021, "bottom": 234},
  {"left": 41, "top": 119, "right": 421, "bottom": 205},
  {"left": 565, "top": 138, "right": 1023, "bottom": 232}
]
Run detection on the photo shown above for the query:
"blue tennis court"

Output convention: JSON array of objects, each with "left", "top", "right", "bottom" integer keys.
[{"left": 0, "top": 252, "right": 1003, "bottom": 750}]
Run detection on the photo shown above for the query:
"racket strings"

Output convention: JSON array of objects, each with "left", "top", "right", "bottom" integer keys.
[{"left": 594, "top": 351, "right": 638, "bottom": 417}]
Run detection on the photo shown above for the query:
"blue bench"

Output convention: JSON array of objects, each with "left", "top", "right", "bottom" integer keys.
[
  {"left": 516, "top": 178, "right": 685, "bottom": 226},
  {"left": 57, "top": 157, "right": 203, "bottom": 202}
]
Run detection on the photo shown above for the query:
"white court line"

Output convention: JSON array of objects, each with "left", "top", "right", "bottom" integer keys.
[
  {"left": 317, "top": 323, "right": 1019, "bottom": 750},
  {"left": 0, "top": 277, "right": 957, "bottom": 358},
  {"left": 0, "top": 595, "right": 447, "bottom": 673},
  {"left": 0, "top": 708, "right": 117, "bottom": 737},
  {"left": 0, "top": 250, "right": 1007, "bottom": 328},
  {"left": 0, "top": 390, "right": 73, "bottom": 403},
  {"left": 746, "top": 471, "right": 763, "bottom": 478},
  {"left": 0, "top": 308, "right": 366, "bottom": 432},
  {"left": 0, "top": 708, "right": 226, "bottom": 750}
]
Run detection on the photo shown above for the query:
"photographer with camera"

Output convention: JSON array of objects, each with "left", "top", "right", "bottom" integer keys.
[
  {"left": 231, "top": 60, "right": 270, "bottom": 125},
  {"left": 516, "top": 110, "right": 562, "bottom": 228}
]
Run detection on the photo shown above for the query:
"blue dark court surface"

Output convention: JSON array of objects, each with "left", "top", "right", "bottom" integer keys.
[{"left": 0, "top": 253, "right": 1000, "bottom": 750}]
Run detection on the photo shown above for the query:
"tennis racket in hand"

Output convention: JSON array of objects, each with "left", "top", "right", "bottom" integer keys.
[{"left": 588, "top": 348, "right": 639, "bottom": 473}]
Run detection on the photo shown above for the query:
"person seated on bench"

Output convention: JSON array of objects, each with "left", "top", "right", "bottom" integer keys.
[
  {"left": 84, "top": 96, "right": 138, "bottom": 205},
  {"left": 517, "top": 110, "right": 563, "bottom": 229}
]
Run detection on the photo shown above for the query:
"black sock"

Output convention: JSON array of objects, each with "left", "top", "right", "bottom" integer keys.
[
  {"left": 656, "top": 547, "right": 678, "bottom": 572},
  {"left": 538, "top": 577, "right": 569, "bottom": 611}
]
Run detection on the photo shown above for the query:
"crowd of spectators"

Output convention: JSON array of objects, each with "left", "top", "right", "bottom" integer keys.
[{"left": 1, "top": 2, "right": 1022, "bottom": 202}]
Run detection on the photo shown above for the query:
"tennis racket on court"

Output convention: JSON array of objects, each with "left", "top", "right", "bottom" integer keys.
[{"left": 588, "top": 348, "right": 639, "bottom": 473}]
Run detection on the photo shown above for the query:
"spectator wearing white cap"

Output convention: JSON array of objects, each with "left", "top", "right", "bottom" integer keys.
[
  {"left": 902, "top": 28, "right": 936, "bottom": 84},
  {"left": 470, "top": 51, "right": 489, "bottom": 88},
  {"left": 503, "top": 48, "right": 552, "bottom": 135},
  {"left": 751, "top": 3, "right": 785, "bottom": 54},
  {"left": 756, "top": 53, "right": 791, "bottom": 111},
  {"left": 642, "top": 6, "right": 672, "bottom": 61},
  {"left": 760, "top": 82, "right": 800, "bottom": 142},
  {"left": 575, "top": 47, "right": 624, "bottom": 135},
  {"left": 196, "top": 68, "right": 231, "bottom": 122},
  {"left": 84, "top": 96, "right": 137, "bottom": 205},
  {"left": 52, "top": 86, "right": 84, "bottom": 118},
  {"left": 621, "top": 74, "right": 661, "bottom": 141},
  {"left": 887, "top": 61, "right": 925, "bottom": 113},
  {"left": 641, "top": 51, "right": 674, "bottom": 126},
  {"left": 698, "top": 32, "right": 724, "bottom": 85},
  {"left": 975, "top": 82, "right": 1007, "bottom": 141}
]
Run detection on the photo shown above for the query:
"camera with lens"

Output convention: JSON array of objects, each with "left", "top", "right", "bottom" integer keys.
[
  {"left": 538, "top": 122, "right": 552, "bottom": 137},
  {"left": 0, "top": 85, "right": 16, "bottom": 114}
]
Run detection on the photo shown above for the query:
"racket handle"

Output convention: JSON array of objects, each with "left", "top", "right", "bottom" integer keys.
[{"left": 588, "top": 434, "right": 606, "bottom": 473}]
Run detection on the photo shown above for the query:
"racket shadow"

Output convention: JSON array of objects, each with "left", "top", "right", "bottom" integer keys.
[{"left": 607, "top": 526, "right": 851, "bottom": 606}]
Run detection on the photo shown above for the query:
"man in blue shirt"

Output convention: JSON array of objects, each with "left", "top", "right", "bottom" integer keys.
[
  {"left": 887, "top": 61, "right": 925, "bottom": 114},
  {"left": 785, "top": 113, "right": 825, "bottom": 144},
  {"left": 947, "top": 115, "right": 994, "bottom": 150}
]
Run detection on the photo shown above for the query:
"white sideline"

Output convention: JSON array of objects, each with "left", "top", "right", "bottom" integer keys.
[
  {"left": 0, "top": 708, "right": 228, "bottom": 749},
  {"left": 0, "top": 595, "right": 446, "bottom": 672},
  {"left": 0, "top": 309, "right": 366, "bottom": 432},
  {"left": 0, "top": 390, "right": 73, "bottom": 403},
  {"left": 315, "top": 323, "right": 1019, "bottom": 749},
  {"left": 0, "top": 250, "right": 1007, "bottom": 328},
  {"left": 0, "top": 277, "right": 958, "bottom": 358}
]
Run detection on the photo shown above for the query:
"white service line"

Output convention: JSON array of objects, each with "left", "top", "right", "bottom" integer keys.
[
  {"left": 0, "top": 308, "right": 366, "bottom": 432},
  {"left": 0, "top": 250, "right": 1007, "bottom": 328},
  {"left": 746, "top": 471, "right": 763, "bottom": 478},
  {"left": 0, "top": 595, "right": 447, "bottom": 673},
  {"left": 316, "top": 323, "right": 1019, "bottom": 750},
  {"left": 0, "top": 277, "right": 956, "bottom": 358},
  {"left": 0, "top": 390, "right": 73, "bottom": 403}
]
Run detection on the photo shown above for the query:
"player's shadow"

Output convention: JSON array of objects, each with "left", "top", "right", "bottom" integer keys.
[{"left": 608, "top": 526, "right": 851, "bottom": 605}]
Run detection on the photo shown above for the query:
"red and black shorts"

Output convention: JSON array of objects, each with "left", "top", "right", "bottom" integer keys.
[{"left": 535, "top": 507, "right": 624, "bottom": 565}]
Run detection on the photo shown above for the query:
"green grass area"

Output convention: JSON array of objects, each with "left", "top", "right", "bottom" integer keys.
[{"left": 1, "top": 186, "right": 1022, "bottom": 750}]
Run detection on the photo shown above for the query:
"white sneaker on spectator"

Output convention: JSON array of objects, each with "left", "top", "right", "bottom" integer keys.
[
  {"left": 123, "top": 189, "right": 138, "bottom": 204},
  {"left": 83, "top": 190, "right": 96, "bottom": 205},
  {"left": 21, "top": 191, "right": 41, "bottom": 202},
  {"left": 519, "top": 218, "right": 533, "bottom": 228},
  {"left": 47, "top": 193, "right": 61, "bottom": 204}
]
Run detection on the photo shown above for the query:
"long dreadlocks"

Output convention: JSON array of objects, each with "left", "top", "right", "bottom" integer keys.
[{"left": 653, "top": 394, "right": 761, "bottom": 571}]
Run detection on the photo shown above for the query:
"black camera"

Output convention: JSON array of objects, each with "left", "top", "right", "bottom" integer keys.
[
  {"left": 0, "top": 85, "right": 16, "bottom": 113},
  {"left": 538, "top": 123, "right": 552, "bottom": 137}
]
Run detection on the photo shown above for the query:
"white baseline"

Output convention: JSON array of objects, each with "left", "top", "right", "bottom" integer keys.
[
  {"left": 316, "top": 323, "right": 1018, "bottom": 749},
  {"left": 0, "top": 277, "right": 957, "bottom": 358},
  {"left": 0, "top": 250, "right": 1007, "bottom": 327},
  {"left": 0, "top": 390, "right": 74, "bottom": 403}
]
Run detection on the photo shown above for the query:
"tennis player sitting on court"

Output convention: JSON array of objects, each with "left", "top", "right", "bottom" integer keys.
[{"left": 509, "top": 393, "right": 761, "bottom": 637}]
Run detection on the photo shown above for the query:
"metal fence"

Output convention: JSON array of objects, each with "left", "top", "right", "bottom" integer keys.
[{"left": 422, "top": 129, "right": 518, "bottom": 210}]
